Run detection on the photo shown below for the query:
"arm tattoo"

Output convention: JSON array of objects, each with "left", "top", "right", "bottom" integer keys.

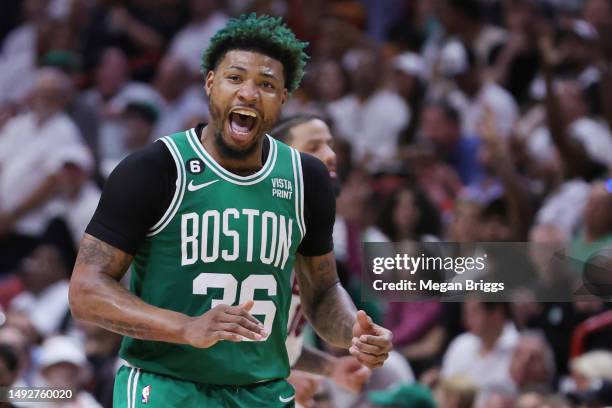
[
  {"left": 75, "top": 235, "right": 132, "bottom": 276},
  {"left": 91, "top": 315, "right": 152, "bottom": 338},
  {"left": 72, "top": 235, "right": 154, "bottom": 339},
  {"left": 296, "top": 253, "right": 356, "bottom": 348}
]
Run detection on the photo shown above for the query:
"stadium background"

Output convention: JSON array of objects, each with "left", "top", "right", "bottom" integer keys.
[{"left": 0, "top": 0, "right": 611, "bottom": 406}]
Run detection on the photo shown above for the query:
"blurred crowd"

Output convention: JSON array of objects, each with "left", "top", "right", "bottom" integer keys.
[{"left": 0, "top": 0, "right": 612, "bottom": 407}]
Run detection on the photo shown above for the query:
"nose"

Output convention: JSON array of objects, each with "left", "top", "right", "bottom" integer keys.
[{"left": 237, "top": 79, "right": 259, "bottom": 104}]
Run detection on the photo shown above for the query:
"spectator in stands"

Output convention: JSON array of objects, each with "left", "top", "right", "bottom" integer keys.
[
  {"left": 439, "top": 40, "right": 519, "bottom": 139},
  {"left": 0, "top": 68, "right": 87, "bottom": 272},
  {"left": 80, "top": 0, "right": 165, "bottom": 79},
  {"left": 393, "top": 52, "right": 427, "bottom": 145},
  {"left": 570, "top": 350, "right": 612, "bottom": 391},
  {"left": 53, "top": 145, "right": 100, "bottom": 249},
  {"left": 35, "top": 335, "right": 101, "bottom": 407},
  {"left": 583, "top": 0, "right": 612, "bottom": 33},
  {"left": 436, "top": 0, "right": 508, "bottom": 67},
  {"left": 9, "top": 243, "right": 71, "bottom": 338},
  {"left": 0, "top": 343, "right": 18, "bottom": 388},
  {"left": 377, "top": 184, "right": 441, "bottom": 242},
  {"left": 152, "top": 55, "right": 208, "bottom": 138},
  {"left": 441, "top": 301, "right": 518, "bottom": 394},
  {"left": 81, "top": 322, "right": 121, "bottom": 408},
  {"left": 509, "top": 332, "right": 556, "bottom": 393},
  {"left": 491, "top": 0, "right": 541, "bottom": 105},
  {"left": 570, "top": 181, "right": 612, "bottom": 264},
  {"left": 82, "top": 47, "right": 160, "bottom": 176},
  {"left": 418, "top": 102, "right": 483, "bottom": 186},
  {"left": 0, "top": 0, "right": 50, "bottom": 105},
  {"left": 436, "top": 375, "right": 478, "bottom": 408},
  {"left": 123, "top": 101, "right": 159, "bottom": 153},
  {"left": 0, "top": 324, "right": 34, "bottom": 387},
  {"left": 168, "top": 0, "right": 228, "bottom": 77},
  {"left": 328, "top": 47, "right": 410, "bottom": 172}
]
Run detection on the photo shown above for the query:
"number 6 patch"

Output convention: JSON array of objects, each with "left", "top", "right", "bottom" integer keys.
[{"left": 187, "top": 159, "right": 204, "bottom": 174}]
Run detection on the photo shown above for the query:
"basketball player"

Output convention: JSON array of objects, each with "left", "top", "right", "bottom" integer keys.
[
  {"left": 270, "top": 115, "right": 371, "bottom": 406},
  {"left": 69, "top": 14, "right": 392, "bottom": 407}
]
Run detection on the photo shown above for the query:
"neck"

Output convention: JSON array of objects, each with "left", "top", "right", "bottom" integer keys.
[{"left": 200, "top": 124, "right": 264, "bottom": 174}]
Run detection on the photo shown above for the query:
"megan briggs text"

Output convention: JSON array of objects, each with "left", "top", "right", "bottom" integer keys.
[{"left": 373, "top": 279, "right": 505, "bottom": 293}]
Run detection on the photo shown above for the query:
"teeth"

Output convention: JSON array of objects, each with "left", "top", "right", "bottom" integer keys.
[{"left": 233, "top": 109, "right": 257, "bottom": 118}]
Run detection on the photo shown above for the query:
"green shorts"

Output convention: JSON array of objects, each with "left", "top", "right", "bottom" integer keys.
[{"left": 113, "top": 365, "right": 295, "bottom": 408}]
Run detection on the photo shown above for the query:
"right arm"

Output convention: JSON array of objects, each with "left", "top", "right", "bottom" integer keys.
[
  {"left": 69, "top": 142, "right": 264, "bottom": 347},
  {"left": 69, "top": 235, "right": 264, "bottom": 346},
  {"left": 69, "top": 234, "right": 192, "bottom": 342},
  {"left": 539, "top": 36, "right": 600, "bottom": 180}
]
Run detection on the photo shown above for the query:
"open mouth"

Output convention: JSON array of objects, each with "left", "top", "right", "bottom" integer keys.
[{"left": 227, "top": 108, "right": 259, "bottom": 143}]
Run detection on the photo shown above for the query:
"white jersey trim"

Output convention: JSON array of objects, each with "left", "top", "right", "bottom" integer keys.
[{"left": 147, "top": 136, "right": 186, "bottom": 237}]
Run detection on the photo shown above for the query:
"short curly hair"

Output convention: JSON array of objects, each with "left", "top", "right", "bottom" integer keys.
[{"left": 201, "top": 13, "right": 309, "bottom": 93}]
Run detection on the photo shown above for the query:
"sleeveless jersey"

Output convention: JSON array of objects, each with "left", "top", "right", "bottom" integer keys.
[{"left": 119, "top": 129, "right": 306, "bottom": 385}]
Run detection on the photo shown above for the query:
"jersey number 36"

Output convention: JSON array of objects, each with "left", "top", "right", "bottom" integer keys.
[{"left": 193, "top": 273, "right": 276, "bottom": 341}]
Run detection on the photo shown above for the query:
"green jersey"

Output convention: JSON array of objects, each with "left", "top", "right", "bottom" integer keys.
[{"left": 119, "top": 129, "right": 306, "bottom": 385}]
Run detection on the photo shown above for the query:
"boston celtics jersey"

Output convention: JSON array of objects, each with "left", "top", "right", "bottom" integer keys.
[{"left": 119, "top": 129, "right": 306, "bottom": 386}]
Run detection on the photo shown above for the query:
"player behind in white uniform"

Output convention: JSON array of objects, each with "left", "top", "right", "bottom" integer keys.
[{"left": 271, "top": 114, "right": 371, "bottom": 406}]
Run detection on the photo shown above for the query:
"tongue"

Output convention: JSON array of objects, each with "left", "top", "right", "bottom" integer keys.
[{"left": 230, "top": 113, "right": 255, "bottom": 134}]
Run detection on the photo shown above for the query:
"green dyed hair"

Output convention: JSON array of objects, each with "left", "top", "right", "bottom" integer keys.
[{"left": 201, "top": 13, "right": 309, "bottom": 93}]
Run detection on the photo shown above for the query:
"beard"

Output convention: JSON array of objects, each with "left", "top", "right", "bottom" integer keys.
[
  {"left": 213, "top": 127, "right": 259, "bottom": 159},
  {"left": 208, "top": 95, "right": 266, "bottom": 160}
]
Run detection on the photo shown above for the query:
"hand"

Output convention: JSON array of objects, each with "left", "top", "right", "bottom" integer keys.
[
  {"left": 287, "top": 370, "right": 320, "bottom": 408},
  {"left": 331, "top": 356, "right": 371, "bottom": 393},
  {"left": 182, "top": 301, "right": 266, "bottom": 348},
  {"left": 350, "top": 310, "right": 392, "bottom": 369},
  {"left": 537, "top": 35, "right": 559, "bottom": 69}
]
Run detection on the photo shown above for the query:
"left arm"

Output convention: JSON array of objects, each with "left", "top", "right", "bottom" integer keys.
[{"left": 294, "top": 251, "right": 356, "bottom": 348}]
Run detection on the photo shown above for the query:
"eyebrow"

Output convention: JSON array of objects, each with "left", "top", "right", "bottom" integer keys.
[
  {"left": 227, "top": 65, "right": 280, "bottom": 81},
  {"left": 227, "top": 65, "right": 247, "bottom": 72},
  {"left": 260, "top": 71, "right": 280, "bottom": 81}
]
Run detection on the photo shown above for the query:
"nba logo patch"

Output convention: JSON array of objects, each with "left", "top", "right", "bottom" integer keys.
[{"left": 141, "top": 385, "right": 151, "bottom": 404}]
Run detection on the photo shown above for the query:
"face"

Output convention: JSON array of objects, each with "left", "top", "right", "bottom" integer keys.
[
  {"left": 420, "top": 106, "right": 459, "bottom": 150},
  {"left": 584, "top": 182, "right": 612, "bottom": 234},
  {"left": 20, "top": 245, "right": 67, "bottom": 293},
  {"left": 154, "top": 57, "right": 188, "bottom": 101},
  {"left": 41, "top": 362, "right": 80, "bottom": 389},
  {"left": 393, "top": 190, "right": 419, "bottom": 233},
  {"left": 316, "top": 61, "right": 344, "bottom": 102},
  {"left": 288, "top": 119, "right": 337, "bottom": 179},
  {"left": 205, "top": 50, "right": 287, "bottom": 158},
  {"left": 394, "top": 70, "right": 419, "bottom": 98},
  {"left": 30, "top": 74, "right": 66, "bottom": 120},
  {"left": 463, "top": 299, "right": 487, "bottom": 336},
  {"left": 124, "top": 114, "right": 154, "bottom": 149},
  {"left": 96, "top": 49, "right": 128, "bottom": 98},
  {"left": 584, "top": 0, "right": 612, "bottom": 27},
  {"left": 509, "top": 337, "right": 550, "bottom": 387},
  {"left": 350, "top": 52, "right": 381, "bottom": 98}
]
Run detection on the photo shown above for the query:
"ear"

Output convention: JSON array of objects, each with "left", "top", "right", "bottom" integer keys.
[
  {"left": 280, "top": 88, "right": 288, "bottom": 105},
  {"left": 204, "top": 70, "right": 215, "bottom": 97}
]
